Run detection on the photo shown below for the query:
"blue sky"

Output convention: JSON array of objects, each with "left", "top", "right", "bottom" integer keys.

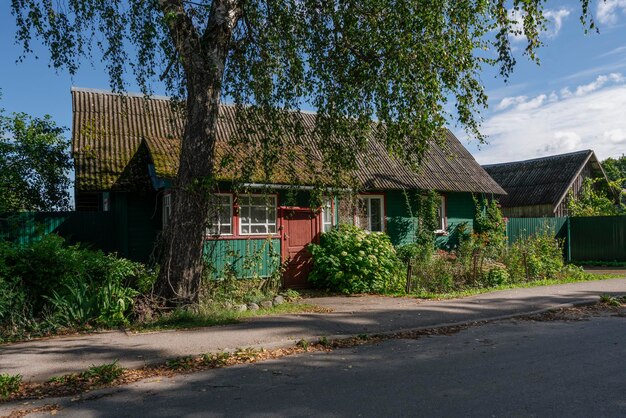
[{"left": 1, "top": 1, "right": 626, "bottom": 166}]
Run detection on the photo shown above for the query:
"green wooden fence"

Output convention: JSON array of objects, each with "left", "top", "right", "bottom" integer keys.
[{"left": 506, "top": 216, "right": 626, "bottom": 262}]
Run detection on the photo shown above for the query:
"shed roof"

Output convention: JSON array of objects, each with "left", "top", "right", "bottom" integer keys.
[
  {"left": 482, "top": 150, "right": 605, "bottom": 209},
  {"left": 71, "top": 88, "right": 504, "bottom": 195}
]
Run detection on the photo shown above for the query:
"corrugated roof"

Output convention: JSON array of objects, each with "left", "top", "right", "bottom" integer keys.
[
  {"left": 482, "top": 150, "right": 599, "bottom": 208},
  {"left": 72, "top": 88, "right": 505, "bottom": 194}
]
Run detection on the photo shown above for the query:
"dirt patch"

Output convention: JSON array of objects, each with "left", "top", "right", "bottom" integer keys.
[{"left": 520, "top": 300, "right": 626, "bottom": 322}]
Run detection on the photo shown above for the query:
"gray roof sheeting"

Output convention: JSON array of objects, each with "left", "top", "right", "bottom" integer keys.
[
  {"left": 483, "top": 150, "right": 598, "bottom": 208},
  {"left": 72, "top": 88, "right": 504, "bottom": 194}
]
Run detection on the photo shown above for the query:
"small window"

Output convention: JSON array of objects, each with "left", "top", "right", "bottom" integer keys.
[
  {"left": 162, "top": 193, "right": 172, "bottom": 228},
  {"left": 239, "top": 194, "right": 277, "bottom": 235},
  {"left": 207, "top": 194, "right": 233, "bottom": 235},
  {"left": 436, "top": 195, "right": 447, "bottom": 233},
  {"left": 356, "top": 195, "right": 385, "bottom": 232},
  {"left": 322, "top": 199, "right": 335, "bottom": 232}
]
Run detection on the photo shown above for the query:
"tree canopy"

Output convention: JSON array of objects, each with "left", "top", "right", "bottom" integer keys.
[
  {"left": 603, "top": 155, "right": 626, "bottom": 190},
  {"left": 0, "top": 103, "right": 72, "bottom": 212},
  {"left": 10, "top": 0, "right": 594, "bottom": 304}
]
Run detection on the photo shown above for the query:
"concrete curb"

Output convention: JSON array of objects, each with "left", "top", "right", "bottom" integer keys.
[{"left": 254, "top": 298, "right": 601, "bottom": 351}]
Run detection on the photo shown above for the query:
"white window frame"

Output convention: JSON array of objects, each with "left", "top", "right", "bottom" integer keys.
[
  {"left": 162, "top": 193, "right": 172, "bottom": 227},
  {"left": 435, "top": 195, "right": 447, "bottom": 234},
  {"left": 356, "top": 195, "right": 385, "bottom": 232},
  {"left": 206, "top": 193, "right": 234, "bottom": 236},
  {"left": 322, "top": 199, "right": 335, "bottom": 232},
  {"left": 238, "top": 194, "right": 278, "bottom": 236}
]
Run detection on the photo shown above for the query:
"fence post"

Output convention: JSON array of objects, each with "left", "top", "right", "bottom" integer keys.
[{"left": 566, "top": 217, "right": 571, "bottom": 263}]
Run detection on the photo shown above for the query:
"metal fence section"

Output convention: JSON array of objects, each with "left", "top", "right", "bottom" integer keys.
[
  {"left": 506, "top": 217, "right": 568, "bottom": 245},
  {"left": 569, "top": 216, "right": 626, "bottom": 262},
  {"left": 0, "top": 212, "right": 118, "bottom": 251}
]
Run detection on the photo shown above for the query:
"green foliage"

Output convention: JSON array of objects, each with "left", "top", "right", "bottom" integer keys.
[
  {"left": 504, "top": 231, "right": 564, "bottom": 282},
  {"left": 0, "top": 105, "right": 71, "bottom": 212},
  {"left": 0, "top": 235, "right": 152, "bottom": 339},
  {"left": 473, "top": 195, "right": 507, "bottom": 258},
  {"left": 482, "top": 265, "right": 510, "bottom": 288},
  {"left": 81, "top": 361, "right": 124, "bottom": 384},
  {"left": 0, "top": 373, "right": 22, "bottom": 399},
  {"left": 309, "top": 224, "right": 403, "bottom": 294},
  {"left": 567, "top": 178, "right": 624, "bottom": 216},
  {"left": 602, "top": 155, "right": 626, "bottom": 189}
]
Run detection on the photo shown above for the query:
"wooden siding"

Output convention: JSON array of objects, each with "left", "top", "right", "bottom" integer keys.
[
  {"left": 384, "top": 190, "right": 476, "bottom": 248},
  {"left": 204, "top": 238, "right": 281, "bottom": 279},
  {"left": 436, "top": 192, "right": 475, "bottom": 249}
]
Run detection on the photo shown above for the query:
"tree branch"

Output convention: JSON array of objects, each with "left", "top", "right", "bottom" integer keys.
[{"left": 158, "top": 0, "right": 202, "bottom": 73}]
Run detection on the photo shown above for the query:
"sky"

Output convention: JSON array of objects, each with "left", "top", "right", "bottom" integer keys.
[{"left": 1, "top": 1, "right": 626, "bottom": 166}]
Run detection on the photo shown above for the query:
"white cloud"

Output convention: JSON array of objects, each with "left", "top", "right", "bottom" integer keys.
[
  {"left": 496, "top": 95, "right": 527, "bottom": 110},
  {"left": 603, "top": 128, "right": 626, "bottom": 144},
  {"left": 544, "top": 9, "right": 571, "bottom": 38},
  {"left": 496, "top": 94, "right": 546, "bottom": 111},
  {"left": 472, "top": 81, "right": 626, "bottom": 164},
  {"left": 575, "top": 73, "right": 624, "bottom": 96},
  {"left": 597, "top": 0, "right": 626, "bottom": 26},
  {"left": 517, "top": 94, "right": 547, "bottom": 110},
  {"left": 508, "top": 8, "right": 571, "bottom": 42}
]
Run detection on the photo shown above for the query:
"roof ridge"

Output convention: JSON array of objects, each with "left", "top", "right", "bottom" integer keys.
[
  {"left": 482, "top": 149, "right": 593, "bottom": 167},
  {"left": 70, "top": 87, "right": 324, "bottom": 115}
]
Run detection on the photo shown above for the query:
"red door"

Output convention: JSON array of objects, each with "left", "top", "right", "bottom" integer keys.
[{"left": 280, "top": 207, "right": 320, "bottom": 288}]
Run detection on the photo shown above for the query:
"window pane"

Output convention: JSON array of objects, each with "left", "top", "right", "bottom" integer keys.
[
  {"left": 240, "top": 207, "right": 250, "bottom": 224},
  {"left": 241, "top": 225, "right": 250, "bottom": 234},
  {"left": 220, "top": 225, "right": 231, "bottom": 234},
  {"left": 267, "top": 208, "right": 276, "bottom": 223},
  {"left": 251, "top": 206, "right": 266, "bottom": 223},
  {"left": 369, "top": 198, "right": 382, "bottom": 231},
  {"left": 268, "top": 224, "right": 276, "bottom": 234},
  {"left": 251, "top": 225, "right": 266, "bottom": 234}
]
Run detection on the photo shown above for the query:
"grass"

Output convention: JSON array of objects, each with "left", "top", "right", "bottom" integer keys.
[
  {"left": 406, "top": 272, "right": 620, "bottom": 300},
  {"left": 133, "top": 302, "right": 327, "bottom": 333}
]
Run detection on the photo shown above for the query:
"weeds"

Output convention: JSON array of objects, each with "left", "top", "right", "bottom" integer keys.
[
  {"left": 201, "top": 352, "right": 231, "bottom": 367},
  {"left": 166, "top": 356, "right": 196, "bottom": 371},
  {"left": 600, "top": 294, "right": 626, "bottom": 307},
  {"left": 80, "top": 361, "right": 124, "bottom": 384},
  {"left": 0, "top": 373, "right": 22, "bottom": 399}
]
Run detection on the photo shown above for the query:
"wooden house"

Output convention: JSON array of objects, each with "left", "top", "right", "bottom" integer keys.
[
  {"left": 483, "top": 150, "right": 609, "bottom": 218},
  {"left": 71, "top": 88, "right": 504, "bottom": 287}
]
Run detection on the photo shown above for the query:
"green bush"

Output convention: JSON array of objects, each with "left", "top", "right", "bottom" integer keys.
[
  {"left": 482, "top": 265, "right": 510, "bottom": 287},
  {"left": 505, "top": 232, "right": 564, "bottom": 281},
  {"left": 308, "top": 224, "right": 403, "bottom": 294},
  {"left": 413, "top": 254, "right": 458, "bottom": 293},
  {"left": 0, "top": 235, "right": 153, "bottom": 336}
]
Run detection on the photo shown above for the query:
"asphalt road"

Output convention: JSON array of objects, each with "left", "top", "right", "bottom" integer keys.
[{"left": 19, "top": 312, "right": 626, "bottom": 417}]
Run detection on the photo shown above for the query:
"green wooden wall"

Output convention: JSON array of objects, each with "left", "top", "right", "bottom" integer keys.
[
  {"left": 384, "top": 190, "right": 476, "bottom": 248},
  {"left": 204, "top": 238, "right": 281, "bottom": 279}
]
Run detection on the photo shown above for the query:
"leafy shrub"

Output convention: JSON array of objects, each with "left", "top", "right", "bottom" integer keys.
[
  {"left": 504, "top": 232, "right": 564, "bottom": 281},
  {"left": 0, "top": 235, "right": 153, "bottom": 336},
  {"left": 308, "top": 224, "right": 403, "bottom": 294},
  {"left": 413, "top": 253, "right": 458, "bottom": 293},
  {"left": 481, "top": 265, "right": 510, "bottom": 287},
  {"left": 0, "top": 373, "right": 22, "bottom": 399}
]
